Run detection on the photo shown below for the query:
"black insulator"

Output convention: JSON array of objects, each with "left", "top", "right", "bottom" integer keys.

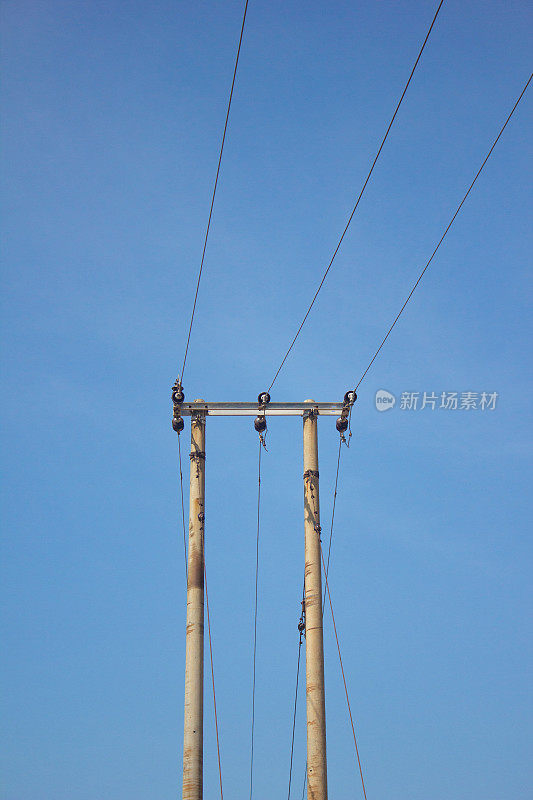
[
  {"left": 298, "top": 620, "right": 305, "bottom": 633},
  {"left": 336, "top": 416, "right": 348, "bottom": 433},
  {"left": 172, "top": 415, "right": 184, "bottom": 433},
  {"left": 172, "top": 388, "right": 185, "bottom": 404},
  {"left": 344, "top": 390, "right": 357, "bottom": 405},
  {"left": 257, "top": 391, "right": 271, "bottom": 405},
  {"left": 254, "top": 415, "right": 267, "bottom": 433}
]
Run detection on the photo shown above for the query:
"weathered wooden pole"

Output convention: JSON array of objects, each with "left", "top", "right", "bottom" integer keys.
[
  {"left": 303, "top": 401, "right": 328, "bottom": 799},
  {"left": 182, "top": 406, "right": 206, "bottom": 799}
]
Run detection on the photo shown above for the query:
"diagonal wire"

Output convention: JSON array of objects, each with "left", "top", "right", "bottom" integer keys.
[
  {"left": 180, "top": 0, "right": 250, "bottom": 384},
  {"left": 320, "top": 541, "right": 368, "bottom": 799},
  {"left": 249, "top": 439, "right": 262, "bottom": 799},
  {"left": 287, "top": 581, "right": 305, "bottom": 799},
  {"left": 355, "top": 71, "right": 532, "bottom": 392},
  {"left": 308, "top": 463, "right": 367, "bottom": 797},
  {"left": 267, "top": 0, "right": 445, "bottom": 392},
  {"left": 300, "top": 764, "right": 307, "bottom": 800},
  {"left": 287, "top": 619, "right": 303, "bottom": 799},
  {"left": 177, "top": 432, "right": 188, "bottom": 583},
  {"left": 322, "top": 437, "right": 342, "bottom": 612},
  {"left": 204, "top": 560, "right": 224, "bottom": 799}
]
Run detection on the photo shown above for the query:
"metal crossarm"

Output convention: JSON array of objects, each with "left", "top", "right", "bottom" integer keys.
[{"left": 177, "top": 401, "right": 344, "bottom": 417}]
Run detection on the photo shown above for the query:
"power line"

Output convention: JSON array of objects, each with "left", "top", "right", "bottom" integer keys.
[
  {"left": 355, "top": 71, "right": 532, "bottom": 392},
  {"left": 287, "top": 602, "right": 304, "bottom": 800},
  {"left": 179, "top": 0, "right": 250, "bottom": 386},
  {"left": 249, "top": 440, "right": 262, "bottom": 799},
  {"left": 267, "top": 0, "right": 445, "bottom": 393},
  {"left": 320, "top": 542, "right": 368, "bottom": 799},
  {"left": 300, "top": 764, "right": 307, "bottom": 800},
  {"left": 204, "top": 560, "right": 224, "bottom": 799},
  {"left": 306, "top": 443, "right": 367, "bottom": 796},
  {"left": 323, "top": 438, "right": 342, "bottom": 612},
  {"left": 177, "top": 433, "right": 188, "bottom": 583}
]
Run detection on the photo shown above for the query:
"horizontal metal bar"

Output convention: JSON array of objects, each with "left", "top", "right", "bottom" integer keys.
[{"left": 177, "top": 401, "right": 344, "bottom": 417}]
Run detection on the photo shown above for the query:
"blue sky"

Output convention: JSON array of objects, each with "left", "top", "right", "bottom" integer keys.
[{"left": 1, "top": 1, "right": 532, "bottom": 798}]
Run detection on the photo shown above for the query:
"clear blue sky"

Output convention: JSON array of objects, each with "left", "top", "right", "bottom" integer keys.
[{"left": 1, "top": 1, "right": 532, "bottom": 798}]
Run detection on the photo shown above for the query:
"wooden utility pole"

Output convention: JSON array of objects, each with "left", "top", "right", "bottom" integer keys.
[
  {"left": 303, "top": 401, "right": 328, "bottom": 799},
  {"left": 174, "top": 398, "right": 350, "bottom": 797},
  {"left": 182, "top": 407, "right": 206, "bottom": 800}
]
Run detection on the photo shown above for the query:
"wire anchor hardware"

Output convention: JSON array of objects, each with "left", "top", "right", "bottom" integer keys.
[
  {"left": 254, "top": 391, "right": 270, "bottom": 449},
  {"left": 171, "top": 377, "right": 185, "bottom": 433},
  {"left": 336, "top": 389, "right": 357, "bottom": 445}
]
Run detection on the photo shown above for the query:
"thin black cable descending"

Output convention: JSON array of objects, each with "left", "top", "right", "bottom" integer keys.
[
  {"left": 320, "top": 542, "right": 368, "bottom": 799},
  {"left": 287, "top": 618, "right": 303, "bottom": 799},
  {"left": 322, "top": 438, "right": 342, "bottom": 612},
  {"left": 355, "top": 71, "right": 532, "bottom": 392},
  {"left": 287, "top": 587, "right": 306, "bottom": 799},
  {"left": 267, "top": 0, "right": 445, "bottom": 392},
  {"left": 300, "top": 764, "right": 307, "bottom": 800},
  {"left": 177, "top": 433, "right": 188, "bottom": 583},
  {"left": 204, "top": 560, "right": 224, "bottom": 799},
  {"left": 249, "top": 439, "right": 262, "bottom": 799},
  {"left": 179, "top": 0, "right": 250, "bottom": 385},
  {"left": 309, "top": 468, "right": 368, "bottom": 798}
]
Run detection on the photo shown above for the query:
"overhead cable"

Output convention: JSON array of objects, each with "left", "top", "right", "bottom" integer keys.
[
  {"left": 249, "top": 440, "right": 262, "bottom": 799},
  {"left": 355, "top": 72, "right": 532, "bottom": 392},
  {"left": 179, "top": 0, "right": 250, "bottom": 386},
  {"left": 204, "top": 561, "right": 224, "bottom": 799},
  {"left": 267, "top": 0, "right": 445, "bottom": 392},
  {"left": 177, "top": 433, "right": 188, "bottom": 583}
]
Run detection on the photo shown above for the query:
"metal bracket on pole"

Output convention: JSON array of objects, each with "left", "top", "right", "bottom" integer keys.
[{"left": 176, "top": 401, "right": 344, "bottom": 417}]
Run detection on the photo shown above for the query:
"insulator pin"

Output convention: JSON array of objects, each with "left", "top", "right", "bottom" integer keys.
[
  {"left": 172, "top": 415, "right": 184, "bottom": 433},
  {"left": 344, "top": 390, "right": 357, "bottom": 405},
  {"left": 336, "top": 416, "right": 348, "bottom": 433},
  {"left": 254, "top": 415, "right": 267, "bottom": 433}
]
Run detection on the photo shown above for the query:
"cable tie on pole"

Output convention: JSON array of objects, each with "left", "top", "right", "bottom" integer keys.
[{"left": 303, "top": 469, "right": 319, "bottom": 480}]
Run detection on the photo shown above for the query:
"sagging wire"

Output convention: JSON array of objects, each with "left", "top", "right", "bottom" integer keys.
[
  {"left": 177, "top": 431, "right": 188, "bottom": 584},
  {"left": 266, "top": 0, "right": 445, "bottom": 393},
  {"left": 204, "top": 560, "right": 224, "bottom": 800},
  {"left": 179, "top": 0, "right": 250, "bottom": 386},
  {"left": 300, "top": 764, "right": 307, "bottom": 800},
  {"left": 287, "top": 587, "right": 305, "bottom": 799},
  {"left": 354, "top": 72, "right": 533, "bottom": 393},
  {"left": 322, "top": 437, "right": 342, "bottom": 613},
  {"left": 309, "top": 470, "right": 368, "bottom": 799},
  {"left": 249, "top": 392, "right": 272, "bottom": 796},
  {"left": 249, "top": 414, "right": 266, "bottom": 799}
]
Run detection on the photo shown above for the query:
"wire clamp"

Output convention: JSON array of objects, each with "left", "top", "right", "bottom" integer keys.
[
  {"left": 298, "top": 599, "right": 306, "bottom": 639},
  {"left": 171, "top": 377, "right": 185, "bottom": 434},
  {"left": 337, "top": 389, "right": 357, "bottom": 446},
  {"left": 254, "top": 392, "right": 270, "bottom": 449}
]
